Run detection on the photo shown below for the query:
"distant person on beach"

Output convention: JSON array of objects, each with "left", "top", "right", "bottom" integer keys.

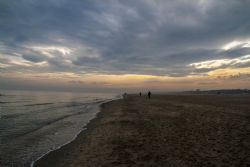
[
  {"left": 148, "top": 91, "right": 151, "bottom": 99},
  {"left": 123, "top": 93, "right": 127, "bottom": 99},
  {"left": 139, "top": 92, "right": 142, "bottom": 96}
]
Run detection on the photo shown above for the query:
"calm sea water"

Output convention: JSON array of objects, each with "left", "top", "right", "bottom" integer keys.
[{"left": 0, "top": 90, "right": 117, "bottom": 167}]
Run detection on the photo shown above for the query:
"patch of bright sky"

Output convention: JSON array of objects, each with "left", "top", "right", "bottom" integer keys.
[
  {"left": 208, "top": 67, "right": 250, "bottom": 77},
  {"left": 189, "top": 55, "right": 250, "bottom": 69},
  {"left": 28, "top": 45, "right": 72, "bottom": 57},
  {"left": 222, "top": 40, "right": 250, "bottom": 50}
]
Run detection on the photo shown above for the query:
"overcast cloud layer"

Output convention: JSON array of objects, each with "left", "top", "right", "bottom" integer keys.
[{"left": 0, "top": 0, "right": 250, "bottom": 90}]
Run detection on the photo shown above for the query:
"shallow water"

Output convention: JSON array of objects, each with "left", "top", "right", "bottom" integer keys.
[{"left": 0, "top": 90, "right": 116, "bottom": 167}]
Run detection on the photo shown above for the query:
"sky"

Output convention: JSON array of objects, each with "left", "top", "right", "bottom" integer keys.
[{"left": 0, "top": 0, "right": 250, "bottom": 92}]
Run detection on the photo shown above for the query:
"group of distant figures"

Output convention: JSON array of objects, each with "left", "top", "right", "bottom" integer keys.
[{"left": 123, "top": 91, "right": 151, "bottom": 99}]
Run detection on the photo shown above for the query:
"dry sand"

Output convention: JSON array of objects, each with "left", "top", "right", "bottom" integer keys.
[{"left": 34, "top": 94, "right": 250, "bottom": 167}]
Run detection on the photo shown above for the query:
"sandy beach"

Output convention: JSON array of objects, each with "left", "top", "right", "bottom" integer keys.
[{"left": 34, "top": 94, "right": 250, "bottom": 167}]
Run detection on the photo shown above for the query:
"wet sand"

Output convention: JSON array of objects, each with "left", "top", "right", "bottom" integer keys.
[{"left": 34, "top": 94, "right": 250, "bottom": 167}]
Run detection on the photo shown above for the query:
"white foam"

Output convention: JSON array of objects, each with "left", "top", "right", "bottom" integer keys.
[{"left": 30, "top": 98, "right": 118, "bottom": 167}]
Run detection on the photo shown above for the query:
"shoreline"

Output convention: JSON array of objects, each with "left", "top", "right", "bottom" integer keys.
[
  {"left": 32, "top": 99, "right": 117, "bottom": 167},
  {"left": 34, "top": 94, "right": 250, "bottom": 167},
  {"left": 30, "top": 127, "right": 86, "bottom": 167}
]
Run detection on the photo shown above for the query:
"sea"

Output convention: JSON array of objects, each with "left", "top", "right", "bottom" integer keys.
[{"left": 0, "top": 90, "right": 118, "bottom": 167}]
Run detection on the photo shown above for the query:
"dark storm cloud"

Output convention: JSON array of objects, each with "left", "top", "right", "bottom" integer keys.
[
  {"left": 222, "top": 47, "right": 250, "bottom": 58},
  {"left": 0, "top": 0, "right": 250, "bottom": 77},
  {"left": 22, "top": 54, "right": 46, "bottom": 63}
]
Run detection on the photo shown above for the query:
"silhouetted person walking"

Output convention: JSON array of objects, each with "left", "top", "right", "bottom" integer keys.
[
  {"left": 148, "top": 91, "right": 151, "bottom": 99},
  {"left": 123, "top": 92, "right": 127, "bottom": 99},
  {"left": 139, "top": 92, "right": 142, "bottom": 96}
]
